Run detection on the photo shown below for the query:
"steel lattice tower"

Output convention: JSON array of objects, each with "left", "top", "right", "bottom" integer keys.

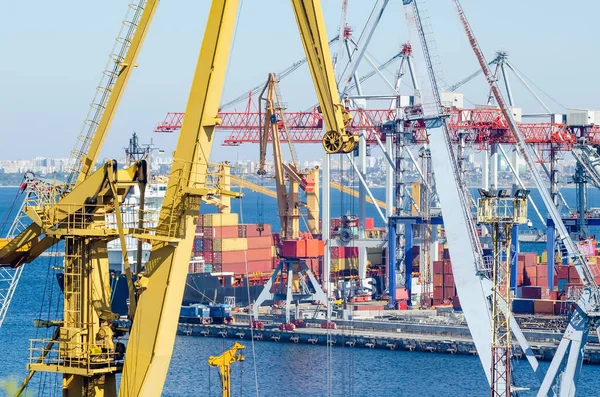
[{"left": 477, "top": 189, "right": 528, "bottom": 397}]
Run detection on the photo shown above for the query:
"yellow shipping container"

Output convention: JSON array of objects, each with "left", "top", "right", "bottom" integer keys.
[
  {"left": 541, "top": 251, "right": 548, "bottom": 264},
  {"left": 331, "top": 258, "right": 358, "bottom": 270},
  {"left": 271, "top": 246, "right": 277, "bottom": 257},
  {"left": 213, "top": 238, "right": 248, "bottom": 252},
  {"left": 589, "top": 256, "right": 598, "bottom": 265},
  {"left": 202, "top": 213, "right": 238, "bottom": 227}
]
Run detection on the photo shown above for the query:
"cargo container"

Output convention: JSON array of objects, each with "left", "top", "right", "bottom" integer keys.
[
  {"left": 202, "top": 213, "right": 239, "bottom": 227},
  {"left": 213, "top": 238, "right": 248, "bottom": 252},
  {"left": 518, "top": 286, "right": 542, "bottom": 299},
  {"left": 247, "top": 236, "right": 273, "bottom": 249},
  {"left": 512, "top": 299, "right": 534, "bottom": 314},
  {"left": 203, "top": 225, "right": 239, "bottom": 239},
  {"left": 247, "top": 248, "right": 272, "bottom": 262},
  {"left": 533, "top": 299, "right": 555, "bottom": 315}
]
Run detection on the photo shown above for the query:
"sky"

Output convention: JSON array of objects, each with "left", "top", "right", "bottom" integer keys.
[{"left": 1, "top": 0, "right": 599, "bottom": 163}]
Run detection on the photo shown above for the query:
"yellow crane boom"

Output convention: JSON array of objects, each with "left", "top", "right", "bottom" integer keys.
[
  {"left": 123, "top": 1, "right": 355, "bottom": 394},
  {"left": 208, "top": 342, "right": 245, "bottom": 397}
]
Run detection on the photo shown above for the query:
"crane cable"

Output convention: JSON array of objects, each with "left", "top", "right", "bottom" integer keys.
[{"left": 238, "top": 171, "right": 260, "bottom": 397}]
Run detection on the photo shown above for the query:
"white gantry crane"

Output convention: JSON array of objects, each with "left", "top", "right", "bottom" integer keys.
[{"left": 403, "top": 0, "right": 600, "bottom": 395}]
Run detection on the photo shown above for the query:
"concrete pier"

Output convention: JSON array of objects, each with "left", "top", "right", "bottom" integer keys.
[{"left": 177, "top": 321, "right": 600, "bottom": 364}]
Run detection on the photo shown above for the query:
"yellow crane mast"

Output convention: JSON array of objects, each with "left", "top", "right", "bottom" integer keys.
[
  {"left": 122, "top": 1, "right": 352, "bottom": 395},
  {"left": 208, "top": 342, "right": 246, "bottom": 397},
  {"left": 257, "top": 73, "right": 320, "bottom": 238}
]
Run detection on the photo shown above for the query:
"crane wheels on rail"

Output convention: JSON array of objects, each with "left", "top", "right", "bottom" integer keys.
[{"left": 322, "top": 131, "right": 359, "bottom": 154}]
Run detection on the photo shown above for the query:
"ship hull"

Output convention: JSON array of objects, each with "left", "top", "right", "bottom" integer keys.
[{"left": 57, "top": 271, "right": 264, "bottom": 316}]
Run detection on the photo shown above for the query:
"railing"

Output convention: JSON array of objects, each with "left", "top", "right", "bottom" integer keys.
[{"left": 29, "top": 338, "right": 121, "bottom": 374}]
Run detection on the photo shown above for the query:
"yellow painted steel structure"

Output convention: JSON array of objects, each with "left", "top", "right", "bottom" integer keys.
[
  {"left": 477, "top": 194, "right": 527, "bottom": 397},
  {"left": 2, "top": 0, "right": 355, "bottom": 396},
  {"left": 122, "top": 1, "right": 348, "bottom": 395},
  {"left": 74, "top": 0, "right": 159, "bottom": 186},
  {"left": 290, "top": 0, "right": 358, "bottom": 154},
  {"left": 208, "top": 342, "right": 245, "bottom": 397}
]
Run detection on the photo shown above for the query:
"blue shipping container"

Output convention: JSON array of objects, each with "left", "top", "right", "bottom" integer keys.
[
  {"left": 558, "top": 278, "right": 568, "bottom": 292},
  {"left": 512, "top": 299, "right": 534, "bottom": 314}
]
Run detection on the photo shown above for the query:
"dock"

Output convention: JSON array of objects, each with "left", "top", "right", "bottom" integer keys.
[{"left": 177, "top": 321, "right": 600, "bottom": 364}]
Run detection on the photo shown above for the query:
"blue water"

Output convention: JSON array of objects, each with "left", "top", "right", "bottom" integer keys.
[{"left": 2, "top": 186, "right": 600, "bottom": 395}]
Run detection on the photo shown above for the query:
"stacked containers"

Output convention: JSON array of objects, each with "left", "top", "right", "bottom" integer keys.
[
  {"left": 432, "top": 250, "right": 456, "bottom": 306},
  {"left": 330, "top": 246, "right": 358, "bottom": 275}
]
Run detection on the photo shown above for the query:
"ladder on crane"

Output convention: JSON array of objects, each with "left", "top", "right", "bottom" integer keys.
[{"left": 66, "top": 0, "right": 154, "bottom": 189}]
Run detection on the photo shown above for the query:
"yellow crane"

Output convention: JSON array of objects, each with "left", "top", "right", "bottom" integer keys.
[
  {"left": 257, "top": 73, "right": 320, "bottom": 238},
  {"left": 208, "top": 342, "right": 246, "bottom": 397},
  {"left": 3, "top": 1, "right": 355, "bottom": 396}
]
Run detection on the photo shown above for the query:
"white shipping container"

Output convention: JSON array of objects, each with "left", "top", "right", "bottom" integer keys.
[
  {"left": 440, "top": 91, "right": 464, "bottom": 109},
  {"left": 567, "top": 109, "right": 600, "bottom": 126}
]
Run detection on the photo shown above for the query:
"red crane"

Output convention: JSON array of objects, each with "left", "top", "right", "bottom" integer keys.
[{"left": 155, "top": 105, "right": 600, "bottom": 157}]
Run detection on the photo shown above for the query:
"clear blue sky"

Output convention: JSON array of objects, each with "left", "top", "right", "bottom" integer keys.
[{"left": 1, "top": 0, "right": 598, "bottom": 162}]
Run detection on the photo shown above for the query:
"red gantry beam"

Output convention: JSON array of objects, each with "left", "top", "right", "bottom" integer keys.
[{"left": 155, "top": 107, "right": 600, "bottom": 152}]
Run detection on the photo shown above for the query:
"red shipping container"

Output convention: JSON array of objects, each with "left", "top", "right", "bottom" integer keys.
[
  {"left": 523, "top": 252, "right": 537, "bottom": 266},
  {"left": 331, "top": 247, "right": 343, "bottom": 259},
  {"left": 433, "top": 286, "right": 443, "bottom": 300},
  {"left": 433, "top": 261, "right": 444, "bottom": 274},
  {"left": 525, "top": 266, "right": 537, "bottom": 279},
  {"left": 365, "top": 218, "right": 375, "bottom": 230},
  {"left": 247, "top": 248, "right": 272, "bottom": 262},
  {"left": 305, "top": 240, "right": 325, "bottom": 257},
  {"left": 537, "top": 264, "right": 548, "bottom": 278},
  {"left": 204, "top": 226, "right": 239, "bottom": 239},
  {"left": 281, "top": 240, "right": 305, "bottom": 258},
  {"left": 237, "top": 225, "right": 247, "bottom": 238},
  {"left": 246, "top": 260, "right": 273, "bottom": 273},
  {"left": 343, "top": 247, "right": 359, "bottom": 258},
  {"left": 549, "top": 291, "right": 560, "bottom": 301},
  {"left": 443, "top": 261, "right": 452, "bottom": 274},
  {"left": 537, "top": 277, "right": 548, "bottom": 288},
  {"left": 247, "top": 236, "right": 273, "bottom": 249},
  {"left": 221, "top": 262, "right": 247, "bottom": 274},
  {"left": 213, "top": 252, "right": 222, "bottom": 265},
  {"left": 433, "top": 273, "right": 443, "bottom": 287},
  {"left": 517, "top": 273, "right": 524, "bottom": 287},
  {"left": 444, "top": 274, "right": 454, "bottom": 286},
  {"left": 557, "top": 265, "right": 569, "bottom": 280},
  {"left": 444, "top": 286, "right": 455, "bottom": 299},
  {"left": 520, "top": 286, "right": 542, "bottom": 299},
  {"left": 568, "top": 266, "right": 579, "bottom": 280},
  {"left": 220, "top": 251, "right": 246, "bottom": 263},
  {"left": 203, "top": 250, "right": 213, "bottom": 262},
  {"left": 533, "top": 300, "right": 554, "bottom": 315},
  {"left": 197, "top": 214, "right": 204, "bottom": 228}
]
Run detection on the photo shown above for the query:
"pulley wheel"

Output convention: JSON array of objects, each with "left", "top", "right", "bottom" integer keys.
[{"left": 322, "top": 131, "right": 344, "bottom": 154}]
